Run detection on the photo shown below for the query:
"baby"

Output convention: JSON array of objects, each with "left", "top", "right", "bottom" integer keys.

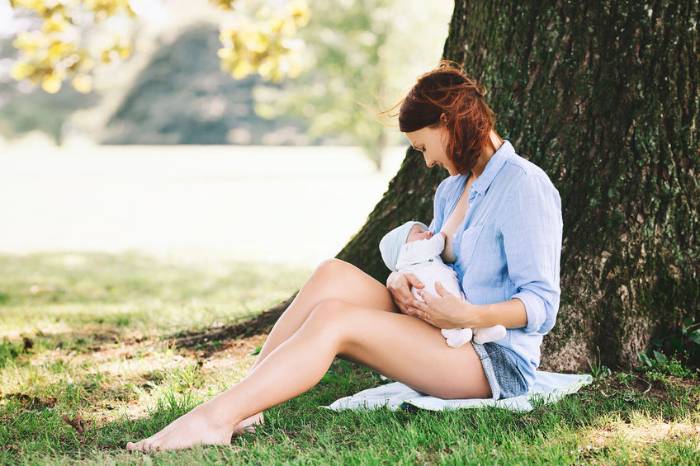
[{"left": 379, "top": 220, "right": 506, "bottom": 348}]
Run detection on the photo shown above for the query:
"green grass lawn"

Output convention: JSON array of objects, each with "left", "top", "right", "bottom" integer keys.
[{"left": 0, "top": 252, "right": 698, "bottom": 465}]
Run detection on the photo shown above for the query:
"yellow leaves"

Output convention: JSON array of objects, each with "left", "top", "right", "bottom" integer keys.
[
  {"left": 288, "top": 0, "right": 311, "bottom": 28},
  {"left": 10, "top": 62, "right": 35, "bottom": 81},
  {"left": 209, "top": 0, "right": 237, "bottom": 11},
  {"left": 47, "top": 40, "right": 75, "bottom": 61},
  {"left": 8, "top": 0, "right": 311, "bottom": 92},
  {"left": 41, "top": 13, "right": 68, "bottom": 33},
  {"left": 83, "top": 0, "right": 136, "bottom": 21},
  {"left": 231, "top": 60, "right": 254, "bottom": 80},
  {"left": 100, "top": 41, "right": 132, "bottom": 63},
  {"left": 8, "top": 0, "right": 135, "bottom": 94},
  {"left": 41, "top": 73, "right": 62, "bottom": 93},
  {"left": 71, "top": 74, "right": 93, "bottom": 93},
  {"left": 12, "top": 31, "right": 42, "bottom": 55},
  {"left": 217, "top": 0, "right": 312, "bottom": 83},
  {"left": 240, "top": 28, "right": 270, "bottom": 54},
  {"left": 10, "top": 0, "right": 49, "bottom": 14}
]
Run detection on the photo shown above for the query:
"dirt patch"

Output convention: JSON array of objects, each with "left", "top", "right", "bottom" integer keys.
[
  {"left": 198, "top": 334, "right": 268, "bottom": 371},
  {"left": 0, "top": 393, "right": 57, "bottom": 410}
]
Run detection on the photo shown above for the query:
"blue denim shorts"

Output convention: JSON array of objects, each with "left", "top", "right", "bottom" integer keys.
[{"left": 471, "top": 341, "right": 529, "bottom": 400}]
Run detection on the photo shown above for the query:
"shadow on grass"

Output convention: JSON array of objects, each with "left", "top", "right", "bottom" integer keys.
[{"left": 171, "top": 294, "right": 297, "bottom": 357}]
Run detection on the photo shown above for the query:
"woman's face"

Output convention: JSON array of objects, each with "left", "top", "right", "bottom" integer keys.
[{"left": 404, "top": 114, "right": 457, "bottom": 175}]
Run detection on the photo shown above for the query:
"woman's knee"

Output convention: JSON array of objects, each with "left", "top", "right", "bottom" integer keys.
[
  {"left": 303, "top": 298, "right": 351, "bottom": 336},
  {"left": 303, "top": 258, "right": 396, "bottom": 314},
  {"left": 313, "top": 258, "right": 353, "bottom": 278}
]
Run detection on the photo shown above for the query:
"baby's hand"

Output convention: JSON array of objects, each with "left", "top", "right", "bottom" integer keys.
[{"left": 418, "top": 230, "right": 433, "bottom": 241}]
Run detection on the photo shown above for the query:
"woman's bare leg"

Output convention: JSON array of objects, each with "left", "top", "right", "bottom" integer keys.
[
  {"left": 252, "top": 259, "right": 397, "bottom": 362},
  {"left": 126, "top": 299, "right": 491, "bottom": 452},
  {"left": 234, "top": 258, "right": 397, "bottom": 433}
]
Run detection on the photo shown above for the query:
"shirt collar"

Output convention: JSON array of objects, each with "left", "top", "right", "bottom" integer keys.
[{"left": 468, "top": 139, "right": 513, "bottom": 195}]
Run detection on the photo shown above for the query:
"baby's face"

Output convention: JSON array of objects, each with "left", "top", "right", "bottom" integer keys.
[{"left": 406, "top": 225, "right": 434, "bottom": 243}]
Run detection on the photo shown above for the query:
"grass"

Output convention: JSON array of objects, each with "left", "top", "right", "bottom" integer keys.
[{"left": 0, "top": 252, "right": 698, "bottom": 465}]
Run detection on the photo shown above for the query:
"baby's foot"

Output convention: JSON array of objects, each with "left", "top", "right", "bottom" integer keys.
[
  {"left": 232, "top": 411, "right": 264, "bottom": 435},
  {"left": 126, "top": 403, "right": 235, "bottom": 452}
]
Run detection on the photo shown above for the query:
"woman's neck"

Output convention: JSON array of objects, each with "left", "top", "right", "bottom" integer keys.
[{"left": 471, "top": 130, "right": 503, "bottom": 179}]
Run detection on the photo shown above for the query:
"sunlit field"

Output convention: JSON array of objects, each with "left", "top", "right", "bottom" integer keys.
[{"left": 0, "top": 144, "right": 407, "bottom": 267}]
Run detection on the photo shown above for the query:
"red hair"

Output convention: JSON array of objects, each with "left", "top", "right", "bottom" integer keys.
[{"left": 384, "top": 60, "right": 496, "bottom": 175}]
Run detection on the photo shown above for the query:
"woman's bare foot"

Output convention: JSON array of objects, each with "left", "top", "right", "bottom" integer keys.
[
  {"left": 232, "top": 411, "right": 264, "bottom": 435},
  {"left": 126, "top": 402, "right": 237, "bottom": 452}
]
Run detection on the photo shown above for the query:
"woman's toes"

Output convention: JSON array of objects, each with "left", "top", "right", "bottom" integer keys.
[
  {"left": 126, "top": 441, "right": 137, "bottom": 451},
  {"left": 130, "top": 441, "right": 146, "bottom": 452}
]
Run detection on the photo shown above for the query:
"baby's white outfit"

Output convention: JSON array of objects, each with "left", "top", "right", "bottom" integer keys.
[{"left": 379, "top": 221, "right": 506, "bottom": 348}]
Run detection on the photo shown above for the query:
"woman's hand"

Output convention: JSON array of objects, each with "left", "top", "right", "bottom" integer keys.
[
  {"left": 411, "top": 281, "right": 481, "bottom": 329},
  {"left": 386, "top": 271, "right": 424, "bottom": 316}
]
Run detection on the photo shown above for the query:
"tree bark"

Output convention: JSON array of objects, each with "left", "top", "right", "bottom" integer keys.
[{"left": 184, "top": 0, "right": 699, "bottom": 372}]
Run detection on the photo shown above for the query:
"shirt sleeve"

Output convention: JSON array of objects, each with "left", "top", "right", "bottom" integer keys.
[{"left": 500, "top": 173, "right": 563, "bottom": 335}]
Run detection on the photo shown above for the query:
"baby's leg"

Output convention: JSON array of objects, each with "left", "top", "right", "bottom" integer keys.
[
  {"left": 472, "top": 325, "right": 507, "bottom": 344},
  {"left": 441, "top": 328, "right": 472, "bottom": 348}
]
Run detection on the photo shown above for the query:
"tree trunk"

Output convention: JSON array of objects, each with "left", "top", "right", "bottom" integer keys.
[{"left": 184, "top": 0, "right": 699, "bottom": 372}]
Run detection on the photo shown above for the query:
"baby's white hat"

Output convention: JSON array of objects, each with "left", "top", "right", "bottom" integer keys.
[{"left": 378, "top": 220, "right": 429, "bottom": 272}]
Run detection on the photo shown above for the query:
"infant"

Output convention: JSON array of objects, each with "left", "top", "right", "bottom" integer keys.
[{"left": 379, "top": 220, "right": 506, "bottom": 348}]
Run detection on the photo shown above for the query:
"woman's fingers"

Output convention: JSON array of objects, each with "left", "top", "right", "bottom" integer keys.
[
  {"left": 412, "top": 298, "right": 429, "bottom": 312},
  {"left": 406, "top": 305, "right": 432, "bottom": 325},
  {"left": 397, "top": 297, "right": 414, "bottom": 315},
  {"left": 404, "top": 273, "right": 424, "bottom": 289},
  {"left": 395, "top": 276, "right": 416, "bottom": 312},
  {"left": 387, "top": 272, "right": 426, "bottom": 316}
]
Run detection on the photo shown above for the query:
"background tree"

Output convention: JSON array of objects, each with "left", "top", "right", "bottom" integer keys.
[
  {"left": 99, "top": 23, "right": 329, "bottom": 145},
  {"left": 184, "top": 0, "right": 699, "bottom": 372},
  {"left": 223, "top": 0, "right": 452, "bottom": 170}
]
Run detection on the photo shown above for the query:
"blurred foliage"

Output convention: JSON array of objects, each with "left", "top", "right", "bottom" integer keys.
[
  {"left": 8, "top": 0, "right": 136, "bottom": 94},
  {"left": 257, "top": 0, "right": 392, "bottom": 169},
  {"left": 0, "top": 36, "right": 100, "bottom": 143},
  {"left": 251, "top": 0, "right": 450, "bottom": 169},
  {"left": 7, "top": 0, "right": 312, "bottom": 94},
  {"left": 216, "top": 0, "right": 311, "bottom": 82}
]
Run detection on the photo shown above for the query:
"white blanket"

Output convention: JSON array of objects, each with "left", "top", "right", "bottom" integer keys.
[{"left": 321, "top": 370, "right": 593, "bottom": 413}]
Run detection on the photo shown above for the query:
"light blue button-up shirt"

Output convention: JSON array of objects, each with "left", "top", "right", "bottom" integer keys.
[{"left": 426, "top": 140, "right": 563, "bottom": 389}]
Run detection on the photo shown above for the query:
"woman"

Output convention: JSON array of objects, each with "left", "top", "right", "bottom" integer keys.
[{"left": 126, "top": 60, "right": 563, "bottom": 452}]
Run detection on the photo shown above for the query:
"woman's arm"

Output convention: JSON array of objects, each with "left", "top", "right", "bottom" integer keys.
[
  {"left": 414, "top": 283, "right": 527, "bottom": 330},
  {"left": 499, "top": 173, "right": 563, "bottom": 335},
  {"left": 460, "top": 299, "right": 527, "bottom": 329}
]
